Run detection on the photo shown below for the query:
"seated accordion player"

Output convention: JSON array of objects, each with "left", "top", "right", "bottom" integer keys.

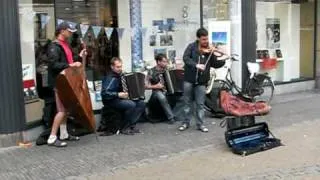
[{"left": 121, "top": 72, "right": 146, "bottom": 100}]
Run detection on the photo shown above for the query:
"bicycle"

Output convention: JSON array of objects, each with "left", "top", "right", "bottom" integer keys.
[{"left": 204, "top": 54, "right": 275, "bottom": 116}]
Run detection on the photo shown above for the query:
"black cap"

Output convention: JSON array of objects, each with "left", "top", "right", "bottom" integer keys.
[{"left": 56, "top": 21, "right": 77, "bottom": 33}]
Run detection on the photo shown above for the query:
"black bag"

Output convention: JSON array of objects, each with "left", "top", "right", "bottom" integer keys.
[
  {"left": 225, "top": 122, "right": 282, "bottom": 156},
  {"left": 220, "top": 116, "right": 255, "bottom": 130},
  {"left": 41, "top": 97, "right": 56, "bottom": 129},
  {"left": 97, "top": 105, "right": 123, "bottom": 135},
  {"left": 205, "top": 80, "right": 230, "bottom": 116},
  {"left": 36, "top": 117, "right": 91, "bottom": 146}
]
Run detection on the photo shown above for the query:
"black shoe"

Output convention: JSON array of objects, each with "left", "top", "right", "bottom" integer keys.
[
  {"left": 167, "top": 118, "right": 175, "bottom": 124},
  {"left": 99, "top": 131, "right": 115, "bottom": 136},
  {"left": 61, "top": 135, "right": 80, "bottom": 141},
  {"left": 178, "top": 123, "right": 189, "bottom": 131},
  {"left": 48, "top": 139, "right": 67, "bottom": 147},
  {"left": 130, "top": 126, "right": 141, "bottom": 134},
  {"left": 121, "top": 128, "right": 135, "bottom": 135}
]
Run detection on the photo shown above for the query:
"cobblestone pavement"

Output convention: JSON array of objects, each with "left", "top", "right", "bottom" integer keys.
[
  {"left": 1, "top": 91, "right": 320, "bottom": 180},
  {"left": 85, "top": 119, "right": 320, "bottom": 180}
]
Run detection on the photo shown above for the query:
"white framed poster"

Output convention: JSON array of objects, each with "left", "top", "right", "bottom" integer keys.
[{"left": 208, "top": 20, "right": 231, "bottom": 55}]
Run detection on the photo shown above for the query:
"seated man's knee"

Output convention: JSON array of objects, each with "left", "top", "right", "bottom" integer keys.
[
  {"left": 124, "top": 100, "right": 136, "bottom": 110},
  {"left": 154, "top": 92, "right": 167, "bottom": 102},
  {"left": 136, "top": 100, "right": 146, "bottom": 109}
]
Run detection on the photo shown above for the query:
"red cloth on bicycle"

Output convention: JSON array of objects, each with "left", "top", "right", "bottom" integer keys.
[{"left": 220, "top": 90, "right": 271, "bottom": 117}]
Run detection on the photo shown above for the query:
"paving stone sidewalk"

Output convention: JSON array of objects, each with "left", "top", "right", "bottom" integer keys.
[{"left": 0, "top": 90, "right": 320, "bottom": 180}]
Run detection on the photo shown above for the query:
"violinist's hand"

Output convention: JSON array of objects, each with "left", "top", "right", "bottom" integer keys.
[{"left": 196, "top": 64, "right": 205, "bottom": 71}]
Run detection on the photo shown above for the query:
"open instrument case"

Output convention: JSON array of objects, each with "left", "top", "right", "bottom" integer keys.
[{"left": 224, "top": 122, "right": 282, "bottom": 156}]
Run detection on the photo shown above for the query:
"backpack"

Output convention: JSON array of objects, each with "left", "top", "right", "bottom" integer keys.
[{"left": 97, "top": 106, "right": 124, "bottom": 135}]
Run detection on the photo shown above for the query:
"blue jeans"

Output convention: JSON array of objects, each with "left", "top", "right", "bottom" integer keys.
[
  {"left": 152, "top": 91, "right": 174, "bottom": 120},
  {"left": 182, "top": 81, "right": 206, "bottom": 127},
  {"left": 108, "top": 99, "right": 145, "bottom": 129}
]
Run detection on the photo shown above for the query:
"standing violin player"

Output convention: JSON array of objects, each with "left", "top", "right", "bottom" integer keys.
[{"left": 178, "top": 28, "right": 226, "bottom": 132}]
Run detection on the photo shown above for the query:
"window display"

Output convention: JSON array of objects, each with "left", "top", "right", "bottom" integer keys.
[
  {"left": 256, "top": 0, "right": 315, "bottom": 83},
  {"left": 18, "top": 0, "right": 56, "bottom": 124},
  {"left": 55, "top": 0, "right": 119, "bottom": 80}
]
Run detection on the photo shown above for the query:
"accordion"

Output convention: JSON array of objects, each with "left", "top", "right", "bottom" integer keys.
[
  {"left": 163, "top": 69, "right": 184, "bottom": 95},
  {"left": 121, "top": 72, "right": 145, "bottom": 100}
]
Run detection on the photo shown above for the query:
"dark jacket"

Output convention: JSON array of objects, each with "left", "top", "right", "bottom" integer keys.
[
  {"left": 183, "top": 41, "right": 225, "bottom": 85},
  {"left": 101, "top": 71, "right": 122, "bottom": 102},
  {"left": 47, "top": 40, "right": 79, "bottom": 88}
]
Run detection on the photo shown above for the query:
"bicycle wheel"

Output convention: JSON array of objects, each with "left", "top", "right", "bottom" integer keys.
[{"left": 246, "top": 74, "right": 274, "bottom": 104}]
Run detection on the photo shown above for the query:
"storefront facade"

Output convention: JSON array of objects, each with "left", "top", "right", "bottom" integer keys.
[{"left": 0, "top": 0, "right": 318, "bottom": 143}]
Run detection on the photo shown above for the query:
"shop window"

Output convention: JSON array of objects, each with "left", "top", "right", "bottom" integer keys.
[
  {"left": 18, "top": 0, "right": 56, "bottom": 124},
  {"left": 55, "top": 0, "right": 119, "bottom": 80},
  {"left": 256, "top": 0, "right": 315, "bottom": 83},
  {"left": 202, "top": 0, "right": 242, "bottom": 86}
]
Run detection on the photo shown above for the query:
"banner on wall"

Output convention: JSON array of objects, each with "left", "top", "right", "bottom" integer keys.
[
  {"left": 92, "top": 26, "right": 102, "bottom": 38},
  {"left": 117, "top": 28, "right": 125, "bottom": 40},
  {"left": 104, "top": 27, "right": 114, "bottom": 39},
  {"left": 80, "top": 24, "right": 90, "bottom": 37},
  {"left": 67, "top": 21, "right": 77, "bottom": 29}
]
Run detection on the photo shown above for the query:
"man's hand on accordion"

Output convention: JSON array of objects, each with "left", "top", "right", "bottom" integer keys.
[
  {"left": 118, "top": 92, "right": 129, "bottom": 99},
  {"left": 153, "top": 83, "right": 164, "bottom": 90}
]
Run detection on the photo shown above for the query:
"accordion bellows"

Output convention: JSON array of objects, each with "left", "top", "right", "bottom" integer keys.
[
  {"left": 122, "top": 72, "right": 145, "bottom": 100},
  {"left": 220, "top": 90, "right": 271, "bottom": 117},
  {"left": 163, "top": 69, "right": 184, "bottom": 95}
]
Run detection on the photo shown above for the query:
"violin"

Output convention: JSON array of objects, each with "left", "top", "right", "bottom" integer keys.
[
  {"left": 200, "top": 44, "right": 226, "bottom": 57},
  {"left": 199, "top": 45, "right": 216, "bottom": 54}
]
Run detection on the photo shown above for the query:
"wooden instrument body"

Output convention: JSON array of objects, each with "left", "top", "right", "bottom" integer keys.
[{"left": 56, "top": 66, "right": 95, "bottom": 132}]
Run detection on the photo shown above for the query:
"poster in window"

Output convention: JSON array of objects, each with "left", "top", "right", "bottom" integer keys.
[
  {"left": 275, "top": 49, "right": 282, "bottom": 58},
  {"left": 262, "top": 50, "right": 270, "bottom": 59},
  {"left": 149, "top": 35, "right": 156, "bottom": 46},
  {"left": 160, "top": 34, "right": 173, "bottom": 46},
  {"left": 168, "top": 50, "right": 176, "bottom": 64},
  {"left": 208, "top": 21, "right": 231, "bottom": 55},
  {"left": 266, "top": 18, "right": 280, "bottom": 49},
  {"left": 152, "top": 20, "right": 164, "bottom": 33},
  {"left": 166, "top": 18, "right": 175, "bottom": 32},
  {"left": 154, "top": 48, "right": 167, "bottom": 58},
  {"left": 211, "top": 32, "right": 227, "bottom": 53},
  {"left": 257, "top": 50, "right": 264, "bottom": 59}
]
